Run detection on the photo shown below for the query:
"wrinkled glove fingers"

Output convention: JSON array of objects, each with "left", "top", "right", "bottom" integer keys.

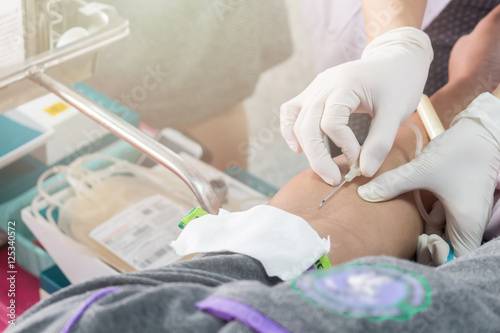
[
  {"left": 280, "top": 96, "right": 304, "bottom": 153},
  {"left": 360, "top": 115, "right": 401, "bottom": 177},
  {"left": 321, "top": 93, "right": 361, "bottom": 167},
  {"left": 298, "top": 93, "right": 341, "bottom": 185}
]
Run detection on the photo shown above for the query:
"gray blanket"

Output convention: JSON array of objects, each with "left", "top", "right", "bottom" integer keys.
[{"left": 9, "top": 238, "right": 500, "bottom": 332}]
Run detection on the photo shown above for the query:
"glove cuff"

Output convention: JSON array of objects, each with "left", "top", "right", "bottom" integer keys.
[
  {"left": 362, "top": 26, "right": 434, "bottom": 64},
  {"left": 451, "top": 93, "right": 500, "bottom": 146}
]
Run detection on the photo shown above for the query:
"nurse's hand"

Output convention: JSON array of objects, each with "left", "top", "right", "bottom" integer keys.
[
  {"left": 280, "top": 27, "right": 433, "bottom": 185},
  {"left": 357, "top": 93, "right": 500, "bottom": 258}
]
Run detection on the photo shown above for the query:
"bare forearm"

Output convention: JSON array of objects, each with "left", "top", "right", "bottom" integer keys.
[
  {"left": 362, "top": 0, "right": 427, "bottom": 42},
  {"left": 435, "top": 6, "right": 500, "bottom": 127},
  {"left": 431, "top": 79, "right": 497, "bottom": 129},
  {"left": 270, "top": 77, "right": 495, "bottom": 265},
  {"left": 269, "top": 116, "right": 429, "bottom": 265}
]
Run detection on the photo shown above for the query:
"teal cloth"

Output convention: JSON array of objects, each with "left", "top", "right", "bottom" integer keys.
[
  {"left": 0, "top": 115, "right": 43, "bottom": 157},
  {"left": 40, "top": 265, "right": 71, "bottom": 294}
]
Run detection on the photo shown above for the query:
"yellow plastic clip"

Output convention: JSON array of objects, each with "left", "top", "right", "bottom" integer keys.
[{"left": 178, "top": 207, "right": 209, "bottom": 230}]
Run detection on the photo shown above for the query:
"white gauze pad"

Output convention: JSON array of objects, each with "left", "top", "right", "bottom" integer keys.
[{"left": 171, "top": 205, "right": 330, "bottom": 280}]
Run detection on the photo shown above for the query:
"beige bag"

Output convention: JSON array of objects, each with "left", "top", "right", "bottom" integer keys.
[{"left": 33, "top": 154, "right": 196, "bottom": 272}]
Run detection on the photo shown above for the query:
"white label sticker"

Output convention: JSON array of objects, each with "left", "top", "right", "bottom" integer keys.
[{"left": 90, "top": 195, "right": 188, "bottom": 271}]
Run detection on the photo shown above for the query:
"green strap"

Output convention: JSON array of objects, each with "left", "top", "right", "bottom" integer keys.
[
  {"left": 178, "top": 207, "right": 209, "bottom": 230},
  {"left": 314, "top": 255, "right": 332, "bottom": 270}
]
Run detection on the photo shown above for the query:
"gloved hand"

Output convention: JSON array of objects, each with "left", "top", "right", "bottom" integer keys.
[
  {"left": 417, "top": 234, "right": 451, "bottom": 266},
  {"left": 280, "top": 27, "right": 433, "bottom": 185},
  {"left": 358, "top": 93, "right": 500, "bottom": 257}
]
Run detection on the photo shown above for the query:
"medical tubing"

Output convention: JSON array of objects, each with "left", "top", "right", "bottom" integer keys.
[
  {"left": 32, "top": 157, "right": 136, "bottom": 257},
  {"left": 34, "top": 153, "right": 200, "bottom": 255},
  {"left": 65, "top": 154, "right": 123, "bottom": 196},
  {"left": 401, "top": 122, "right": 433, "bottom": 226},
  {"left": 36, "top": 166, "right": 70, "bottom": 208},
  {"left": 33, "top": 177, "right": 69, "bottom": 227},
  {"left": 34, "top": 165, "right": 95, "bottom": 253},
  {"left": 31, "top": 194, "right": 97, "bottom": 256}
]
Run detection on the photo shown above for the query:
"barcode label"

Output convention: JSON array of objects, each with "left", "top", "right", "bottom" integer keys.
[{"left": 90, "top": 195, "right": 188, "bottom": 271}]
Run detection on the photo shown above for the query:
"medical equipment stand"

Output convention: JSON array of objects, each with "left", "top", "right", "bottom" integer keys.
[{"left": 0, "top": 0, "right": 221, "bottom": 213}]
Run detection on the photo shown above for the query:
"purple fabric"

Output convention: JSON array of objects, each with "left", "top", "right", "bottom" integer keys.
[
  {"left": 60, "top": 286, "right": 121, "bottom": 333},
  {"left": 196, "top": 296, "right": 290, "bottom": 333}
]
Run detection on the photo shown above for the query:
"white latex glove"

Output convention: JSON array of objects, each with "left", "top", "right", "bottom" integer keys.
[
  {"left": 280, "top": 27, "right": 433, "bottom": 185},
  {"left": 417, "top": 234, "right": 451, "bottom": 267},
  {"left": 358, "top": 93, "right": 500, "bottom": 257},
  {"left": 416, "top": 202, "right": 451, "bottom": 266}
]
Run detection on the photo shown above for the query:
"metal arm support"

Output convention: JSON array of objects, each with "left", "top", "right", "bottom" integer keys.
[{"left": 31, "top": 72, "right": 222, "bottom": 214}]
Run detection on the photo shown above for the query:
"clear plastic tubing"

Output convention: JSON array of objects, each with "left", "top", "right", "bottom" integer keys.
[{"left": 401, "top": 121, "right": 433, "bottom": 226}]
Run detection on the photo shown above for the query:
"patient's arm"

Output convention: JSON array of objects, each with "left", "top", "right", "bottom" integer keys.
[
  {"left": 271, "top": 11, "right": 500, "bottom": 266},
  {"left": 269, "top": 14, "right": 500, "bottom": 265},
  {"left": 271, "top": 83, "right": 500, "bottom": 265},
  {"left": 269, "top": 113, "right": 433, "bottom": 265}
]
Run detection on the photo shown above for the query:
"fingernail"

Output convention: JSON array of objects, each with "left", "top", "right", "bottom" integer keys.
[{"left": 357, "top": 184, "right": 382, "bottom": 202}]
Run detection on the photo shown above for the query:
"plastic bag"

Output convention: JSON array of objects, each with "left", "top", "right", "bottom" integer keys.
[{"left": 32, "top": 154, "right": 196, "bottom": 272}]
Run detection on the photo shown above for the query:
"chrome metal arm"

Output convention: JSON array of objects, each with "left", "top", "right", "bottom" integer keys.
[
  {"left": 1, "top": 0, "right": 221, "bottom": 212},
  {"left": 31, "top": 72, "right": 222, "bottom": 214}
]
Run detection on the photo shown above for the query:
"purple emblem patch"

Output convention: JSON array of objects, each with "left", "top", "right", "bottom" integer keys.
[{"left": 292, "top": 263, "right": 431, "bottom": 321}]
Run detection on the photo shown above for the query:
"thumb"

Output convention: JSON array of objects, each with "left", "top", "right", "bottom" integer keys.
[
  {"left": 428, "top": 234, "right": 451, "bottom": 266},
  {"left": 444, "top": 202, "right": 486, "bottom": 258},
  {"left": 357, "top": 159, "right": 426, "bottom": 202}
]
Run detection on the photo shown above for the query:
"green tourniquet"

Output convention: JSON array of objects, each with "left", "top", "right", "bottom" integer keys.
[
  {"left": 314, "top": 255, "right": 332, "bottom": 270},
  {"left": 178, "top": 207, "right": 209, "bottom": 230}
]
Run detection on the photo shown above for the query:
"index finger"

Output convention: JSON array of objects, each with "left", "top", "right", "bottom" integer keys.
[{"left": 298, "top": 95, "right": 342, "bottom": 186}]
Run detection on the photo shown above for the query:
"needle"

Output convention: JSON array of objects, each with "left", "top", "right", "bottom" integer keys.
[
  {"left": 319, "top": 178, "right": 348, "bottom": 207},
  {"left": 319, "top": 163, "right": 362, "bottom": 207}
]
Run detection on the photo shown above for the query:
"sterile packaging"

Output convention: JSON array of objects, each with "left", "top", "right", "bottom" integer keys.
[{"left": 15, "top": 93, "right": 109, "bottom": 165}]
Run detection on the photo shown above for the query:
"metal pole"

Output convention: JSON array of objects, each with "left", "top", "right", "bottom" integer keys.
[{"left": 31, "top": 72, "right": 222, "bottom": 214}]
